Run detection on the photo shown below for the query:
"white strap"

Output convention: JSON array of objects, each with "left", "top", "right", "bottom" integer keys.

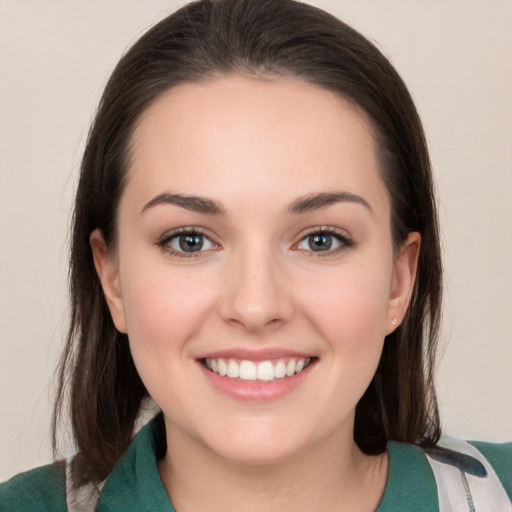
[
  {"left": 424, "top": 437, "right": 512, "bottom": 512},
  {"left": 65, "top": 457, "right": 103, "bottom": 512}
]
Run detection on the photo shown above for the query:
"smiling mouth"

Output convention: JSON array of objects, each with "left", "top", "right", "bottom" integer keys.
[{"left": 201, "top": 357, "right": 314, "bottom": 382}]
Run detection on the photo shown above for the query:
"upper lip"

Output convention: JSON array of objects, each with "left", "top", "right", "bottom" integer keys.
[{"left": 197, "top": 348, "right": 315, "bottom": 361}]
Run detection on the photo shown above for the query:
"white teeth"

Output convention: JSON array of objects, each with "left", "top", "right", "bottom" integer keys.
[
  {"left": 257, "top": 361, "right": 274, "bottom": 381},
  {"left": 274, "top": 361, "right": 286, "bottom": 379},
  {"left": 204, "top": 357, "right": 312, "bottom": 382},
  {"left": 239, "top": 360, "right": 257, "bottom": 380},
  {"left": 286, "top": 360, "right": 296, "bottom": 376},
  {"left": 227, "top": 360, "right": 239, "bottom": 378},
  {"left": 218, "top": 359, "right": 227, "bottom": 377}
]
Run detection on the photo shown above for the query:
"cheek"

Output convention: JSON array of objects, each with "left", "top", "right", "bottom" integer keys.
[
  {"left": 119, "top": 267, "right": 215, "bottom": 412},
  {"left": 297, "top": 261, "right": 391, "bottom": 366},
  {"left": 120, "top": 264, "right": 212, "bottom": 360}
]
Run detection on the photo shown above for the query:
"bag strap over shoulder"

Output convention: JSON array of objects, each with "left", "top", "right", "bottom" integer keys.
[
  {"left": 423, "top": 437, "right": 512, "bottom": 512},
  {"left": 65, "top": 457, "right": 103, "bottom": 512}
]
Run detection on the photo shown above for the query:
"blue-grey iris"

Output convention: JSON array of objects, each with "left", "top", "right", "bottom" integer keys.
[
  {"left": 179, "top": 234, "right": 203, "bottom": 252},
  {"left": 309, "top": 234, "right": 332, "bottom": 251}
]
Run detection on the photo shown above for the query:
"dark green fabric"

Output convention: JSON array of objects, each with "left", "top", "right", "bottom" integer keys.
[
  {"left": 1, "top": 421, "right": 511, "bottom": 511},
  {"left": 0, "top": 461, "right": 67, "bottom": 512},
  {"left": 471, "top": 440, "right": 512, "bottom": 501},
  {"left": 376, "top": 442, "right": 438, "bottom": 511},
  {"left": 96, "top": 421, "right": 175, "bottom": 512}
]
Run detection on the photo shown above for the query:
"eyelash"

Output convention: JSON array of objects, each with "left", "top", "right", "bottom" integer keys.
[
  {"left": 156, "top": 226, "right": 355, "bottom": 259},
  {"left": 156, "top": 227, "right": 220, "bottom": 259},
  {"left": 294, "top": 226, "right": 355, "bottom": 257}
]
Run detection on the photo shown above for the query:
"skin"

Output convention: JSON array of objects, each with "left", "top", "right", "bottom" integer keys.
[{"left": 91, "top": 75, "right": 420, "bottom": 511}]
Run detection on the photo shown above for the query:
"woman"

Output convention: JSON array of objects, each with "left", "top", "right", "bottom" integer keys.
[{"left": 1, "top": 0, "right": 510, "bottom": 510}]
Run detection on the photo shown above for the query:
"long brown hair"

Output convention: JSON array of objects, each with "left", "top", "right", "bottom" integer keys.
[{"left": 53, "top": 0, "right": 442, "bottom": 486}]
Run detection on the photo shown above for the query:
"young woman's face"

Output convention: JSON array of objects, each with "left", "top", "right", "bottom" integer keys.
[{"left": 93, "top": 76, "right": 418, "bottom": 464}]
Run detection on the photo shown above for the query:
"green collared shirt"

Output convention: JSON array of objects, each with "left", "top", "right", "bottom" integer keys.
[{"left": 1, "top": 420, "right": 511, "bottom": 511}]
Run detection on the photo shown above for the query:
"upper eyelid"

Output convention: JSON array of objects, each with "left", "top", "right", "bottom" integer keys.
[
  {"left": 158, "top": 226, "right": 215, "bottom": 243},
  {"left": 296, "top": 225, "right": 352, "bottom": 240}
]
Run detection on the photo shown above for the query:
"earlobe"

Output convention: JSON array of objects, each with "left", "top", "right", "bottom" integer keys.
[
  {"left": 90, "top": 229, "right": 127, "bottom": 333},
  {"left": 386, "top": 232, "right": 421, "bottom": 334}
]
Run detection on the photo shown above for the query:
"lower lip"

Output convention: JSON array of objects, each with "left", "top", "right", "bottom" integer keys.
[{"left": 198, "top": 360, "right": 315, "bottom": 402}]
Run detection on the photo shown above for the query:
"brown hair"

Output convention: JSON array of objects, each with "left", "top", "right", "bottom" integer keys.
[{"left": 53, "top": 0, "right": 442, "bottom": 486}]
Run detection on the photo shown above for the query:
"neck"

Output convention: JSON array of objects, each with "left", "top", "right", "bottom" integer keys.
[{"left": 158, "top": 421, "right": 388, "bottom": 512}]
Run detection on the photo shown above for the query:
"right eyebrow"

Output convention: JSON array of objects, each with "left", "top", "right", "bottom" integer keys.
[
  {"left": 286, "top": 191, "right": 373, "bottom": 216},
  {"left": 141, "top": 192, "right": 226, "bottom": 215}
]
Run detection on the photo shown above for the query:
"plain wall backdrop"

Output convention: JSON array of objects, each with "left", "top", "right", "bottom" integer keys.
[{"left": 1, "top": 0, "right": 511, "bottom": 481}]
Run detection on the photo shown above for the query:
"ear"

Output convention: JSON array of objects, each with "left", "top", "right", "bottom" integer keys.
[
  {"left": 386, "top": 232, "right": 421, "bottom": 334},
  {"left": 90, "top": 229, "right": 127, "bottom": 333}
]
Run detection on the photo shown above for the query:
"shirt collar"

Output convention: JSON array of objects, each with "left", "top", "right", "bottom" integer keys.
[{"left": 97, "top": 419, "right": 438, "bottom": 511}]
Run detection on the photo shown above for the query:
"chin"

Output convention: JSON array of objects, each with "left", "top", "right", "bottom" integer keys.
[
  {"left": 201, "top": 421, "right": 313, "bottom": 466},
  {"left": 215, "top": 441, "right": 302, "bottom": 466}
]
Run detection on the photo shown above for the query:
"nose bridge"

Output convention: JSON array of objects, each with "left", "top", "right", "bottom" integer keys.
[{"left": 220, "top": 239, "right": 292, "bottom": 331}]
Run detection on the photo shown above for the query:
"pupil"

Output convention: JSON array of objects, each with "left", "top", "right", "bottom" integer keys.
[
  {"left": 179, "top": 234, "right": 203, "bottom": 252},
  {"left": 309, "top": 234, "right": 332, "bottom": 251}
]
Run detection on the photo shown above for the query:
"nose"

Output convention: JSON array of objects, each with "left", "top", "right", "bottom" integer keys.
[{"left": 218, "top": 246, "right": 294, "bottom": 334}]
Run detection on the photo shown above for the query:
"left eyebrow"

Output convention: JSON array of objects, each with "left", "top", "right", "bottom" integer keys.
[
  {"left": 141, "top": 192, "right": 226, "bottom": 215},
  {"left": 286, "top": 192, "right": 373, "bottom": 216}
]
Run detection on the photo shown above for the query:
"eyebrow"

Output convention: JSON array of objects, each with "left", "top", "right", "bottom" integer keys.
[
  {"left": 287, "top": 192, "right": 373, "bottom": 216},
  {"left": 141, "top": 193, "right": 226, "bottom": 215},
  {"left": 141, "top": 190, "right": 372, "bottom": 217}
]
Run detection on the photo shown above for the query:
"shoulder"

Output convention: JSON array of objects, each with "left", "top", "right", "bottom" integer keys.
[
  {"left": 471, "top": 440, "right": 512, "bottom": 500},
  {"left": 379, "top": 439, "right": 512, "bottom": 511},
  {"left": 379, "top": 442, "right": 439, "bottom": 511},
  {"left": 0, "top": 462, "right": 68, "bottom": 512},
  {"left": 421, "top": 437, "right": 512, "bottom": 511}
]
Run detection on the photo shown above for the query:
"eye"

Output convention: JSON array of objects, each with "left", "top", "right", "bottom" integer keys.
[
  {"left": 296, "top": 228, "right": 354, "bottom": 254},
  {"left": 159, "top": 229, "right": 218, "bottom": 256}
]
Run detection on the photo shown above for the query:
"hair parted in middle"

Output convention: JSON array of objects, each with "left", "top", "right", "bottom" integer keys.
[{"left": 54, "top": 0, "right": 442, "bottom": 486}]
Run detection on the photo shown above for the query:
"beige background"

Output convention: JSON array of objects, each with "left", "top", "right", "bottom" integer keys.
[{"left": 1, "top": 0, "right": 511, "bottom": 481}]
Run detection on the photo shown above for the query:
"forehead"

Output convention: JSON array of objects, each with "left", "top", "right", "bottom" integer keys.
[{"left": 125, "top": 75, "right": 388, "bottom": 216}]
